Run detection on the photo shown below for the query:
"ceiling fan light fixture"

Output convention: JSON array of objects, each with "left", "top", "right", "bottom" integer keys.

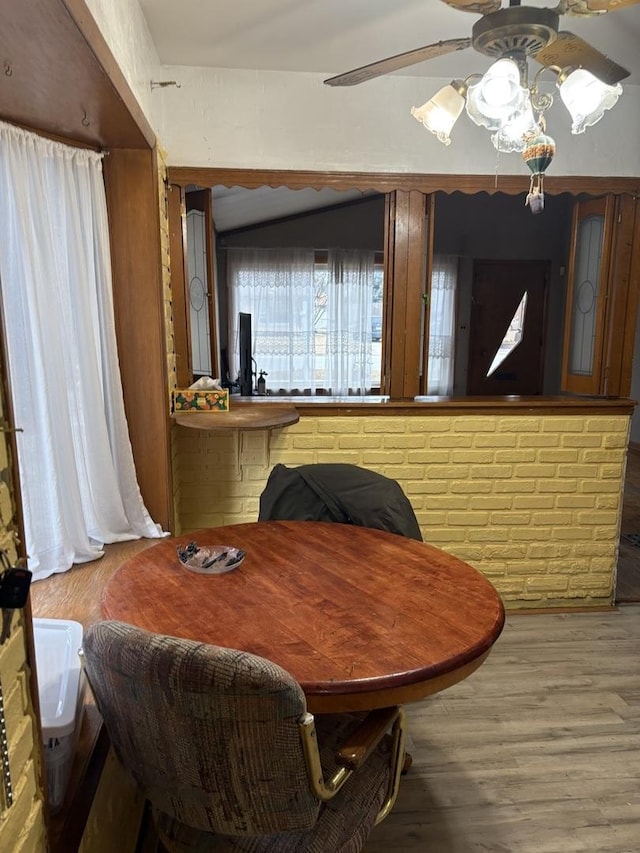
[
  {"left": 411, "top": 80, "right": 467, "bottom": 146},
  {"left": 465, "top": 57, "right": 527, "bottom": 130},
  {"left": 491, "top": 94, "right": 540, "bottom": 154},
  {"left": 557, "top": 68, "right": 623, "bottom": 135}
]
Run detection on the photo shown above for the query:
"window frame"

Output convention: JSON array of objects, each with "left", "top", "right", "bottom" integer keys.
[{"left": 168, "top": 168, "right": 640, "bottom": 401}]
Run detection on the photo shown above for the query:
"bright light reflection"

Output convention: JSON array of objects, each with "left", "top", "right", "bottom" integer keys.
[{"left": 487, "top": 292, "right": 528, "bottom": 377}]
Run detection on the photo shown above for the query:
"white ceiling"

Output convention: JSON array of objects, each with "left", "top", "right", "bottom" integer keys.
[
  {"left": 141, "top": 0, "right": 640, "bottom": 230},
  {"left": 139, "top": 0, "right": 640, "bottom": 85}
]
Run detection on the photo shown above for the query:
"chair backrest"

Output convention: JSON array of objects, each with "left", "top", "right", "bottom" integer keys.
[
  {"left": 258, "top": 463, "right": 423, "bottom": 541},
  {"left": 83, "top": 620, "right": 320, "bottom": 836}
]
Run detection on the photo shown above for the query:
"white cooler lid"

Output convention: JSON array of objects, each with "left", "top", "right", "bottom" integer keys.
[{"left": 32, "top": 618, "right": 84, "bottom": 739}]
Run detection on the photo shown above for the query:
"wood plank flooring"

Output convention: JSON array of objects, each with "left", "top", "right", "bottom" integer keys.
[{"left": 365, "top": 605, "right": 640, "bottom": 853}]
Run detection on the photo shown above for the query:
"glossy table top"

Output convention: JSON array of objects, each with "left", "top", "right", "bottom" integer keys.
[{"left": 102, "top": 521, "right": 505, "bottom": 712}]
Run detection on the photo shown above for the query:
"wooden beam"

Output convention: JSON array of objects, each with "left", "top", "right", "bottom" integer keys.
[
  {"left": 103, "top": 149, "right": 173, "bottom": 531},
  {"left": 167, "top": 166, "right": 640, "bottom": 198}
]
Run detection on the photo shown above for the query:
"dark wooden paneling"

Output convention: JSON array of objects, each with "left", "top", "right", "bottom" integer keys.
[
  {"left": 103, "top": 149, "right": 173, "bottom": 531},
  {"left": 0, "top": 0, "right": 153, "bottom": 149},
  {"left": 604, "top": 194, "right": 640, "bottom": 397},
  {"left": 386, "top": 191, "right": 426, "bottom": 399}
]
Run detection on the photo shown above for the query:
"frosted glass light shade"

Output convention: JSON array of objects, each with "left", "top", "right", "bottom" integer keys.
[
  {"left": 491, "top": 95, "right": 540, "bottom": 153},
  {"left": 466, "top": 58, "right": 526, "bottom": 131},
  {"left": 411, "top": 83, "right": 466, "bottom": 146},
  {"left": 558, "top": 69, "right": 622, "bottom": 134}
]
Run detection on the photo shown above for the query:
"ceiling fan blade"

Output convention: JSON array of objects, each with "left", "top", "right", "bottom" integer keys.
[
  {"left": 323, "top": 38, "right": 472, "bottom": 87},
  {"left": 439, "top": 0, "right": 501, "bottom": 12},
  {"left": 558, "top": 0, "right": 640, "bottom": 15},
  {"left": 534, "top": 31, "right": 630, "bottom": 84}
]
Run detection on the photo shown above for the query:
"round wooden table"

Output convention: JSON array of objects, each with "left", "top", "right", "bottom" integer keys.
[{"left": 102, "top": 521, "right": 505, "bottom": 713}]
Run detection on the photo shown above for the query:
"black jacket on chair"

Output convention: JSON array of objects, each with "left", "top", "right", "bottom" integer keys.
[{"left": 258, "top": 463, "right": 423, "bottom": 541}]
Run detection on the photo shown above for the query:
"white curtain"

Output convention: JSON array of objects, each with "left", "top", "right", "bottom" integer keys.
[
  {"left": 227, "top": 246, "right": 375, "bottom": 394},
  {"left": 325, "top": 248, "right": 374, "bottom": 395},
  {"left": 427, "top": 255, "right": 458, "bottom": 395},
  {"left": 228, "top": 247, "right": 316, "bottom": 391},
  {"left": 0, "top": 122, "right": 165, "bottom": 582}
]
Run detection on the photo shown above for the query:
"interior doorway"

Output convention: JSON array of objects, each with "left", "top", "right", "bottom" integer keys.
[{"left": 467, "top": 259, "right": 549, "bottom": 396}]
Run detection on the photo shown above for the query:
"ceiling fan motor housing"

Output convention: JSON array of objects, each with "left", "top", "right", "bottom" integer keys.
[{"left": 472, "top": 6, "right": 560, "bottom": 60}]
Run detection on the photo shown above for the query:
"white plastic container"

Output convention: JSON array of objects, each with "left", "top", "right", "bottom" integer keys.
[{"left": 32, "top": 618, "right": 86, "bottom": 813}]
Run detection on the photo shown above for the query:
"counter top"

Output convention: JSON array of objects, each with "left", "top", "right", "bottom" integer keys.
[
  {"left": 174, "top": 400, "right": 299, "bottom": 431},
  {"left": 172, "top": 394, "right": 636, "bottom": 431}
]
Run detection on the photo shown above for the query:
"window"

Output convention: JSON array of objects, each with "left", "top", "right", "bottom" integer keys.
[
  {"left": 170, "top": 172, "right": 640, "bottom": 402},
  {"left": 227, "top": 247, "right": 383, "bottom": 394}
]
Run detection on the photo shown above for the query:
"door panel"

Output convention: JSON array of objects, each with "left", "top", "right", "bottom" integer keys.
[
  {"left": 561, "top": 196, "right": 614, "bottom": 395},
  {"left": 561, "top": 194, "right": 640, "bottom": 398},
  {"left": 467, "top": 260, "right": 549, "bottom": 396},
  {"left": 185, "top": 189, "right": 219, "bottom": 379}
]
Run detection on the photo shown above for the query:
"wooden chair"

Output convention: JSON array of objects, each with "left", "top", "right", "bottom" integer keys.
[{"left": 83, "top": 620, "right": 406, "bottom": 852}]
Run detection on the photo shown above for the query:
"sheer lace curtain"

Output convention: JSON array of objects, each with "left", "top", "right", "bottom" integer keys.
[
  {"left": 0, "top": 122, "right": 165, "bottom": 582},
  {"left": 325, "top": 248, "right": 374, "bottom": 395},
  {"left": 228, "top": 247, "right": 316, "bottom": 391},
  {"left": 227, "top": 247, "right": 375, "bottom": 394},
  {"left": 427, "top": 255, "right": 459, "bottom": 396}
]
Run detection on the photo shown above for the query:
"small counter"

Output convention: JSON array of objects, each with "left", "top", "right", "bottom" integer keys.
[{"left": 174, "top": 399, "right": 299, "bottom": 431}]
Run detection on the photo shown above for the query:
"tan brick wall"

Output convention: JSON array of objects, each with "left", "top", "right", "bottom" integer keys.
[
  {"left": 174, "top": 412, "right": 630, "bottom": 608},
  {"left": 0, "top": 388, "right": 47, "bottom": 849},
  {"left": 157, "top": 146, "right": 177, "bottom": 399},
  {"left": 0, "top": 622, "right": 47, "bottom": 853},
  {"left": 157, "top": 149, "right": 183, "bottom": 532}
]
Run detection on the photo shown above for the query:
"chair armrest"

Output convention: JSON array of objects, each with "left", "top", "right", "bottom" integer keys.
[
  {"left": 335, "top": 707, "right": 401, "bottom": 771},
  {"left": 299, "top": 706, "right": 404, "bottom": 803}
]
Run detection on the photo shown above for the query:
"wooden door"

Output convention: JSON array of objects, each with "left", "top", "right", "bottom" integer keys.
[
  {"left": 467, "top": 260, "right": 549, "bottom": 395},
  {"left": 561, "top": 194, "right": 640, "bottom": 397}
]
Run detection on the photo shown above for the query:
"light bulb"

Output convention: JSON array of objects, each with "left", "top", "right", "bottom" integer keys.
[{"left": 466, "top": 58, "right": 527, "bottom": 130}]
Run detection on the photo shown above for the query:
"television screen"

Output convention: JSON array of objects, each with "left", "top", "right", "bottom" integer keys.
[{"left": 239, "top": 312, "right": 253, "bottom": 396}]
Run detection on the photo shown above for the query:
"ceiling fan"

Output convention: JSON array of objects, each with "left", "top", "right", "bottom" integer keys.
[{"left": 323, "top": 0, "right": 638, "bottom": 88}]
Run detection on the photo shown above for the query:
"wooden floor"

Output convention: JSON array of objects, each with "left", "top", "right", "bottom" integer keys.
[
  {"left": 365, "top": 604, "right": 640, "bottom": 853},
  {"left": 616, "top": 447, "right": 640, "bottom": 603}
]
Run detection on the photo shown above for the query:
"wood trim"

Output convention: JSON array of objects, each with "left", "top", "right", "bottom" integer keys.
[
  {"left": 167, "top": 167, "right": 640, "bottom": 197},
  {"left": 606, "top": 194, "right": 640, "bottom": 398},
  {"left": 507, "top": 605, "right": 617, "bottom": 615},
  {"left": 60, "top": 0, "right": 155, "bottom": 148},
  {"left": 234, "top": 395, "right": 637, "bottom": 417},
  {"left": 103, "top": 148, "right": 173, "bottom": 531},
  {"left": 405, "top": 192, "right": 427, "bottom": 398},
  {"left": 421, "top": 193, "right": 436, "bottom": 395},
  {"left": 185, "top": 190, "right": 220, "bottom": 380},
  {"left": 385, "top": 191, "right": 427, "bottom": 399},
  {"left": 381, "top": 194, "right": 395, "bottom": 396},
  {"left": 561, "top": 195, "right": 616, "bottom": 395}
]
